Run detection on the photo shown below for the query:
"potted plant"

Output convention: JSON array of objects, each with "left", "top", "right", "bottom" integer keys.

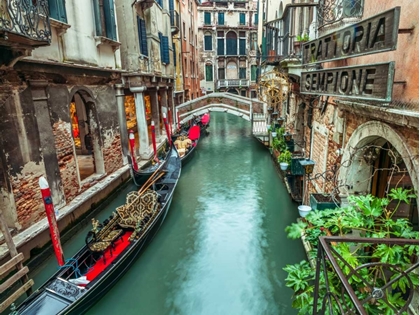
[
  {"left": 278, "top": 150, "right": 292, "bottom": 171},
  {"left": 310, "top": 193, "right": 341, "bottom": 211}
]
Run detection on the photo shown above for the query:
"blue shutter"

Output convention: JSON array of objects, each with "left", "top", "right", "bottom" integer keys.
[
  {"left": 159, "top": 32, "right": 164, "bottom": 61},
  {"left": 156, "top": 0, "right": 162, "bottom": 7},
  {"left": 204, "top": 35, "right": 212, "bottom": 50},
  {"left": 239, "top": 39, "right": 246, "bottom": 55},
  {"left": 169, "top": 0, "right": 174, "bottom": 11},
  {"left": 254, "top": 13, "right": 258, "bottom": 25},
  {"left": 93, "top": 0, "right": 102, "bottom": 36},
  {"left": 137, "top": 17, "right": 148, "bottom": 56},
  {"left": 48, "top": 0, "right": 67, "bottom": 23},
  {"left": 103, "top": 0, "right": 117, "bottom": 40},
  {"left": 162, "top": 36, "right": 170, "bottom": 64},
  {"left": 204, "top": 12, "right": 211, "bottom": 25},
  {"left": 226, "top": 38, "right": 237, "bottom": 55},
  {"left": 218, "top": 13, "right": 224, "bottom": 25},
  {"left": 240, "top": 13, "right": 245, "bottom": 25}
]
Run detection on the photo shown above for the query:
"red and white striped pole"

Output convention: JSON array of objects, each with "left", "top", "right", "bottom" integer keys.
[
  {"left": 151, "top": 121, "right": 157, "bottom": 161},
  {"left": 162, "top": 113, "right": 172, "bottom": 147},
  {"left": 128, "top": 130, "right": 138, "bottom": 171},
  {"left": 39, "top": 176, "right": 65, "bottom": 266},
  {"left": 168, "top": 107, "right": 173, "bottom": 131}
]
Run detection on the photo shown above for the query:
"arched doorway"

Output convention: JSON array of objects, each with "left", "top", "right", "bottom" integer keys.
[
  {"left": 69, "top": 89, "right": 103, "bottom": 181},
  {"left": 339, "top": 121, "right": 419, "bottom": 230}
]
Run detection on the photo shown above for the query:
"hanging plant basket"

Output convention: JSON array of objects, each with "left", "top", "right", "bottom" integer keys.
[
  {"left": 271, "top": 131, "right": 277, "bottom": 138},
  {"left": 298, "top": 205, "right": 312, "bottom": 218}
]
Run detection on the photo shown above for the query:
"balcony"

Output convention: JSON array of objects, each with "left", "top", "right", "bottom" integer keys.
[
  {"left": 217, "top": 79, "right": 249, "bottom": 89},
  {"left": 0, "top": 0, "right": 51, "bottom": 67},
  {"left": 170, "top": 10, "right": 180, "bottom": 34}
]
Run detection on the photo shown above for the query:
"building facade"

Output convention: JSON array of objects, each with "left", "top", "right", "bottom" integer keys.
[
  {"left": 0, "top": 0, "right": 124, "bottom": 232},
  {"left": 261, "top": 0, "right": 419, "bottom": 229},
  {"left": 198, "top": 0, "right": 259, "bottom": 98}
]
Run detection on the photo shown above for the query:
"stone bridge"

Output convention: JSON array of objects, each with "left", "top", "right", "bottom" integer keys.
[{"left": 175, "top": 92, "right": 265, "bottom": 124}]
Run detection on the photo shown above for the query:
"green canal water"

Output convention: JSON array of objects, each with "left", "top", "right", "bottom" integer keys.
[{"left": 25, "top": 112, "right": 306, "bottom": 315}]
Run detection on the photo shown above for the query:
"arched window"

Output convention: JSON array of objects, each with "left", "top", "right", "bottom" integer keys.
[{"left": 226, "top": 31, "right": 237, "bottom": 55}]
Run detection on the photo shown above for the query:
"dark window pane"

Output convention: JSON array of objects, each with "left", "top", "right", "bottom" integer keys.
[
  {"left": 239, "top": 68, "right": 246, "bottom": 79},
  {"left": 217, "top": 31, "right": 224, "bottom": 37},
  {"left": 218, "top": 68, "right": 225, "bottom": 79}
]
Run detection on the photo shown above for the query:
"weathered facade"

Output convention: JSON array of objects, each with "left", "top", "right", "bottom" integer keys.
[
  {"left": 261, "top": 0, "right": 418, "bottom": 229},
  {"left": 198, "top": 0, "right": 259, "bottom": 98},
  {"left": 0, "top": 0, "right": 124, "bottom": 233}
]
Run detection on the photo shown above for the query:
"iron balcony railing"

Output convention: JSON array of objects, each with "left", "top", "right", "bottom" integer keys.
[
  {"left": 170, "top": 10, "right": 180, "bottom": 32},
  {"left": 313, "top": 236, "right": 419, "bottom": 315},
  {"left": 0, "top": 0, "right": 51, "bottom": 43},
  {"left": 217, "top": 79, "right": 249, "bottom": 89},
  {"left": 318, "top": 0, "right": 364, "bottom": 29}
]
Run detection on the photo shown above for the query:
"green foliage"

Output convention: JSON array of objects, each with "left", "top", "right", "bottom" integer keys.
[
  {"left": 278, "top": 150, "right": 292, "bottom": 165},
  {"left": 283, "top": 188, "right": 419, "bottom": 314},
  {"left": 271, "top": 127, "right": 287, "bottom": 152},
  {"left": 296, "top": 34, "right": 310, "bottom": 42}
]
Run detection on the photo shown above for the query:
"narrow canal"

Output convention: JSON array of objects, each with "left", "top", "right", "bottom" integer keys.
[{"left": 26, "top": 112, "right": 306, "bottom": 315}]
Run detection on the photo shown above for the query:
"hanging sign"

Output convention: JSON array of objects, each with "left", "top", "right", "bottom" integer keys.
[
  {"left": 300, "top": 62, "right": 395, "bottom": 102},
  {"left": 302, "top": 7, "right": 400, "bottom": 65}
]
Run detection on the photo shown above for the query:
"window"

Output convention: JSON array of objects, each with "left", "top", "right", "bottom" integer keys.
[
  {"left": 205, "top": 65, "right": 213, "bottom": 81},
  {"left": 218, "top": 12, "right": 224, "bottom": 25},
  {"left": 239, "top": 13, "right": 245, "bottom": 25},
  {"left": 137, "top": 17, "right": 148, "bottom": 56},
  {"left": 183, "top": 22, "right": 186, "bottom": 39},
  {"left": 239, "top": 67, "right": 246, "bottom": 79},
  {"left": 204, "top": 33, "right": 212, "bottom": 50},
  {"left": 204, "top": 12, "right": 211, "bottom": 25},
  {"left": 226, "top": 31, "right": 237, "bottom": 55},
  {"left": 159, "top": 32, "right": 170, "bottom": 64},
  {"left": 250, "top": 33, "right": 257, "bottom": 51},
  {"left": 218, "top": 68, "right": 225, "bottom": 79},
  {"left": 239, "top": 39, "right": 246, "bottom": 55},
  {"left": 251, "top": 90, "right": 257, "bottom": 98},
  {"left": 93, "top": 0, "right": 117, "bottom": 40},
  {"left": 48, "top": 0, "right": 67, "bottom": 22},
  {"left": 217, "top": 38, "right": 224, "bottom": 55},
  {"left": 173, "top": 43, "right": 176, "bottom": 66},
  {"left": 156, "top": 0, "right": 163, "bottom": 7},
  {"left": 241, "top": 90, "right": 246, "bottom": 97},
  {"left": 254, "top": 13, "right": 258, "bottom": 25},
  {"left": 251, "top": 65, "right": 257, "bottom": 81}
]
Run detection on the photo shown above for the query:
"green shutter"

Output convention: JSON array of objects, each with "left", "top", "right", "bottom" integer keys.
[
  {"left": 218, "top": 13, "right": 224, "bottom": 25},
  {"left": 48, "top": 0, "right": 67, "bottom": 23},
  {"left": 205, "top": 65, "right": 213, "bottom": 81},
  {"left": 239, "top": 13, "right": 245, "bottom": 25},
  {"left": 254, "top": 13, "right": 258, "bottom": 25},
  {"left": 217, "top": 38, "right": 224, "bottom": 55},
  {"left": 239, "top": 39, "right": 246, "bottom": 55},
  {"left": 239, "top": 68, "right": 246, "bottom": 79},
  {"left": 103, "top": 0, "right": 117, "bottom": 40},
  {"left": 226, "top": 38, "right": 237, "bottom": 55},
  {"left": 205, "top": 35, "right": 212, "bottom": 50},
  {"left": 251, "top": 65, "right": 257, "bottom": 81},
  {"left": 204, "top": 12, "right": 211, "bottom": 25},
  {"left": 93, "top": 0, "right": 102, "bottom": 36}
]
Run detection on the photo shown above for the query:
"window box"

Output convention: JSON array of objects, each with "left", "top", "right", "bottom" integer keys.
[{"left": 310, "top": 193, "right": 341, "bottom": 211}]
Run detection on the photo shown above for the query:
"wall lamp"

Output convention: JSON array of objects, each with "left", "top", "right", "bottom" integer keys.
[{"left": 299, "top": 158, "right": 316, "bottom": 175}]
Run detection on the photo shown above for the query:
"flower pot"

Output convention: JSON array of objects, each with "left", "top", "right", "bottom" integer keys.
[
  {"left": 271, "top": 132, "right": 277, "bottom": 138},
  {"left": 280, "top": 162, "right": 289, "bottom": 171},
  {"left": 298, "top": 205, "right": 312, "bottom": 218}
]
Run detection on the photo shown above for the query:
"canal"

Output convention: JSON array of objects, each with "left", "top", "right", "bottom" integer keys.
[{"left": 24, "top": 112, "right": 306, "bottom": 315}]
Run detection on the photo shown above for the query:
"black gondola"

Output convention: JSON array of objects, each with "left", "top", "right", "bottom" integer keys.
[
  {"left": 14, "top": 145, "right": 181, "bottom": 315},
  {"left": 128, "top": 139, "right": 171, "bottom": 187},
  {"left": 173, "top": 124, "right": 201, "bottom": 166}
]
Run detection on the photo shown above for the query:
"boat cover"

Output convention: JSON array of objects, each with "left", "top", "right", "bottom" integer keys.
[
  {"left": 188, "top": 125, "right": 201, "bottom": 141},
  {"left": 201, "top": 113, "right": 210, "bottom": 125}
]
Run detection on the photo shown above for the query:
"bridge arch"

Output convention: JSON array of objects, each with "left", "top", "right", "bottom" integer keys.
[{"left": 175, "top": 92, "right": 265, "bottom": 124}]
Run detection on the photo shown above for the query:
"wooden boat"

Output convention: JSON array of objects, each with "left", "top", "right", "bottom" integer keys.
[
  {"left": 173, "top": 124, "right": 200, "bottom": 165},
  {"left": 129, "top": 139, "right": 171, "bottom": 187},
  {"left": 198, "top": 112, "right": 210, "bottom": 132},
  {"left": 14, "top": 146, "right": 181, "bottom": 315}
]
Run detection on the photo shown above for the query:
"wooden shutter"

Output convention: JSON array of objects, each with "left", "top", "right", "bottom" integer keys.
[
  {"left": 162, "top": 36, "right": 170, "bottom": 64},
  {"left": 204, "top": 35, "right": 212, "bottom": 50},
  {"left": 103, "top": 0, "right": 117, "bottom": 40},
  {"left": 169, "top": 0, "right": 174, "bottom": 11},
  {"left": 92, "top": 0, "right": 102, "bottom": 36},
  {"left": 48, "top": 0, "right": 67, "bottom": 23},
  {"left": 204, "top": 12, "right": 211, "bottom": 25},
  {"left": 205, "top": 65, "right": 213, "bottom": 81},
  {"left": 218, "top": 12, "right": 224, "bottom": 25},
  {"left": 239, "top": 13, "right": 245, "bottom": 25},
  {"left": 217, "top": 38, "right": 224, "bottom": 55},
  {"left": 254, "top": 13, "right": 258, "bottom": 25},
  {"left": 137, "top": 17, "right": 148, "bottom": 56},
  {"left": 239, "top": 68, "right": 246, "bottom": 79},
  {"left": 173, "top": 43, "right": 176, "bottom": 66},
  {"left": 226, "top": 38, "right": 237, "bottom": 55},
  {"left": 239, "top": 39, "right": 246, "bottom": 55},
  {"left": 251, "top": 65, "right": 257, "bottom": 81}
]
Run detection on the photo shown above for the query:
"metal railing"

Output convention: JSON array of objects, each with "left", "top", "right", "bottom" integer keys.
[
  {"left": 313, "top": 236, "right": 419, "bottom": 315},
  {"left": 0, "top": 0, "right": 51, "bottom": 42},
  {"left": 318, "top": 0, "right": 364, "bottom": 29},
  {"left": 217, "top": 79, "right": 249, "bottom": 88}
]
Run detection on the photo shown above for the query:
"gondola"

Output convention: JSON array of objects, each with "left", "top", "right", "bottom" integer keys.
[
  {"left": 173, "top": 124, "right": 200, "bottom": 166},
  {"left": 14, "top": 145, "right": 181, "bottom": 315},
  {"left": 128, "top": 139, "right": 171, "bottom": 187},
  {"left": 198, "top": 112, "right": 210, "bottom": 132}
]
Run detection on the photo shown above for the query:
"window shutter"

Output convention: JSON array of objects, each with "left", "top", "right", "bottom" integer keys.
[
  {"left": 137, "top": 17, "right": 148, "bottom": 56},
  {"left": 226, "top": 38, "right": 237, "bottom": 55},
  {"left": 156, "top": 0, "right": 162, "bottom": 7},
  {"left": 48, "top": 0, "right": 67, "bottom": 23},
  {"left": 162, "top": 36, "right": 170, "bottom": 64},
  {"left": 239, "top": 68, "right": 246, "bottom": 79},
  {"left": 239, "top": 39, "right": 246, "bottom": 55},
  {"left": 205, "top": 65, "right": 213, "bottom": 81},
  {"left": 159, "top": 32, "right": 164, "bottom": 61},
  {"left": 169, "top": 0, "right": 174, "bottom": 11},
  {"left": 251, "top": 65, "right": 257, "bottom": 81},
  {"left": 92, "top": 0, "right": 102, "bottom": 36},
  {"left": 239, "top": 13, "right": 245, "bottom": 25},
  {"left": 204, "top": 35, "right": 212, "bottom": 50},
  {"left": 103, "top": 0, "right": 117, "bottom": 40},
  {"left": 217, "top": 38, "right": 224, "bottom": 55},
  {"left": 218, "top": 12, "right": 224, "bottom": 25},
  {"left": 204, "top": 12, "right": 211, "bottom": 25},
  {"left": 173, "top": 43, "right": 176, "bottom": 66},
  {"left": 254, "top": 13, "right": 258, "bottom": 25}
]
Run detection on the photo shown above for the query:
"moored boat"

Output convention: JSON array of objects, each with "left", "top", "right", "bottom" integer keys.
[
  {"left": 174, "top": 124, "right": 200, "bottom": 165},
  {"left": 13, "top": 145, "right": 181, "bottom": 315},
  {"left": 198, "top": 112, "right": 210, "bottom": 132},
  {"left": 129, "top": 139, "right": 170, "bottom": 187}
]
